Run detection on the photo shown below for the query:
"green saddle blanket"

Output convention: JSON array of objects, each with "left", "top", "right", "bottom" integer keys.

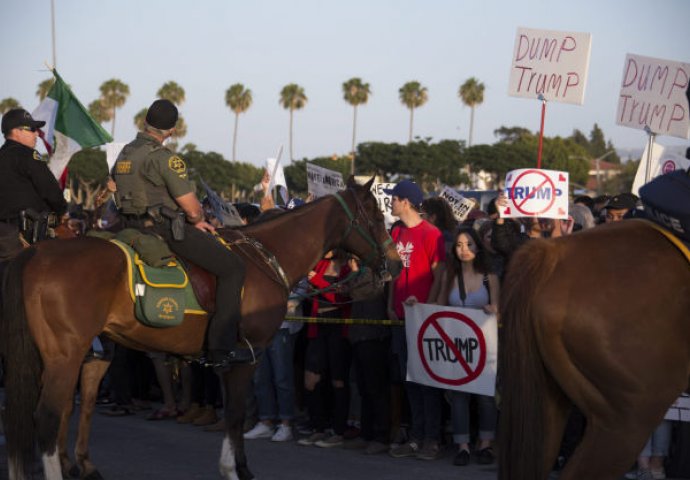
[{"left": 110, "top": 238, "right": 206, "bottom": 328}]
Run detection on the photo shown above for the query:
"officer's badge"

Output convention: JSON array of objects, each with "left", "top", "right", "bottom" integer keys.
[
  {"left": 32, "top": 150, "right": 41, "bottom": 161},
  {"left": 168, "top": 156, "right": 187, "bottom": 175},
  {"left": 115, "top": 160, "right": 132, "bottom": 174}
]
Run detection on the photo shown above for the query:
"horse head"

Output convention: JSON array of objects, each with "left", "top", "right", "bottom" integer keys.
[{"left": 336, "top": 176, "right": 402, "bottom": 283}]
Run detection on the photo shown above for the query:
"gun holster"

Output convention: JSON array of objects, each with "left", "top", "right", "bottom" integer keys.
[
  {"left": 159, "top": 206, "right": 186, "bottom": 241},
  {"left": 19, "top": 209, "right": 49, "bottom": 244}
]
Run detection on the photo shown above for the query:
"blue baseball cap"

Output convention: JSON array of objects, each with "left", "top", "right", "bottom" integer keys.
[
  {"left": 286, "top": 198, "right": 305, "bottom": 210},
  {"left": 383, "top": 180, "right": 423, "bottom": 208}
]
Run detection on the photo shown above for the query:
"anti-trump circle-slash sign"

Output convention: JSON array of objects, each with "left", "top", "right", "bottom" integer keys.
[
  {"left": 502, "top": 168, "right": 569, "bottom": 219},
  {"left": 416, "top": 310, "right": 487, "bottom": 386}
]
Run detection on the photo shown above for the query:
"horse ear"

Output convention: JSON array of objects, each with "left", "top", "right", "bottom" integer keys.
[
  {"left": 346, "top": 175, "right": 357, "bottom": 188},
  {"left": 363, "top": 176, "right": 375, "bottom": 190}
]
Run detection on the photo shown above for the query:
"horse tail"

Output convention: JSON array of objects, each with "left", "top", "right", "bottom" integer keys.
[
  {"left": 498, "top": 239, "right": 560, "bottom": 480},
  {"left": 1, "top": 247, "right": 42, "bottom": 476}
]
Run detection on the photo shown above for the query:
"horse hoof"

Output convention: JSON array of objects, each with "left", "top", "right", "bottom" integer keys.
[
  {"left": 82, "top": 470, "right": 105, "bottom": 480},
  {"left": 237, "top": 465, "right": 254, "bottom": 480}
]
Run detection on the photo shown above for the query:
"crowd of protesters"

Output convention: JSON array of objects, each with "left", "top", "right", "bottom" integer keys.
[{"left": 52, "top": 178, "right": 683, "bottom": 480}]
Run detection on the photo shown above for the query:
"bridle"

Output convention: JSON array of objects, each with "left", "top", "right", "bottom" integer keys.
[{"left": 334, "top": 189, "right": 393, "bottom": 282}]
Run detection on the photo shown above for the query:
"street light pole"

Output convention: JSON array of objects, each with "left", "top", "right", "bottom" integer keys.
[
  {"left": 594, "top": 150, "right": 615, "bottom": 196},
  {"left": 51, "top": 0, "right": 57, "bottom": 68}
]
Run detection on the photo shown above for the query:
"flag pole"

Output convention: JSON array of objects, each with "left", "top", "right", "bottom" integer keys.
[
  {"left": 643, "top": 125, "right": 656, "bottom": 184},
  {"left": 537, "top": 94, "right": 546, "bottom": 169},
  {"left": 50, "top": 0, "right": 57, "bottom": 68}
]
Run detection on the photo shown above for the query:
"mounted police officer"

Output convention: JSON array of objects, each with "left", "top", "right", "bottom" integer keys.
[
  {"left": 0, "top": 108, "right": 67, "bottom": 244},
  {"left": 112, "top": 99, "right": 252, "bottom": 366}
]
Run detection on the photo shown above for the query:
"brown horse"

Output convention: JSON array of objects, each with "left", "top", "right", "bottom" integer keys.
[
  {"left": 498, "top": 219, "right": 690, "bottom": 480},
  {"left": 0, "top": 178, "right": 402, "bottom": 480}
]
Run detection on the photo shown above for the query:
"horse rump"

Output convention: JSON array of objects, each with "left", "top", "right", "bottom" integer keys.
[{"left": 1, "top": 247, "right": 43, "bottom": 477}]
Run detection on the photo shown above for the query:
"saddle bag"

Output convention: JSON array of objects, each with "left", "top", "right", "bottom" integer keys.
[{"left": 639, "top": 170, "right": 690, "bottom": 242}]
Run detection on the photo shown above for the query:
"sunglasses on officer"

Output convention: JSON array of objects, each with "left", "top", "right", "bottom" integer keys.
[{"left": 17, "top": 126, "right": 39, "bottom": 133}]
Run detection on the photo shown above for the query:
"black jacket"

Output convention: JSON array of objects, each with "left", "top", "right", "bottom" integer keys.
[{"left": 0, "top": 140, "right": 66, "bottom": 219}]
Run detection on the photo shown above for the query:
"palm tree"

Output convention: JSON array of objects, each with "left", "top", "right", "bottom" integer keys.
[
  {"left": 36, "top": 78, "right": 55, "bottom": 101},
  {"left": 134, "top": 108, "right": 148, "bottom": 130},
  {"left": 99, "top": 79, "right": 130, "bottom": 138},
  {"left": 458, "top": 77, "right": 485, "bottom": 147},
  {"left": 225, "top": 83, "right": 253, "bottom": 162},
  {"left": 279, "top": 84, "right": 307, "bottom": 161},
  {"left": 0, "top": 97, "right": 20, "bottom": 114},
  {"left": 157, "top": 81, "right": 185, "bottom": 106},
  {"left": 342, "top": 78, "right": 371, "bottom": 174},
  {"left": 398, "top": 81, "right": 428, "bottom": 143},
  {"left": 88, "top": 99, "right": 111, "bottom": 125}
]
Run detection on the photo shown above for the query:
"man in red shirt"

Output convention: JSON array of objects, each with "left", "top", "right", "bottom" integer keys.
[{"left": 384, "top": 179, "right": 446, "bottom": 461}]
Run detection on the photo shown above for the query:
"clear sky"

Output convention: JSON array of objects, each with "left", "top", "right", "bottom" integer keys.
[{"left": 2, "top": 0, "right": 689, "bottom": 167}]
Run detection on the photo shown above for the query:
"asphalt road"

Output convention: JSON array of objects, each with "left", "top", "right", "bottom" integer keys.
[{"left": 1, "top": 403, "right": 498, "bottom": 480}]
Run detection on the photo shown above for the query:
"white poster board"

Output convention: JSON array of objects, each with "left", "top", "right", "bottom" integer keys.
[
  {"left": 439, "top": 186, "right": 475, "bottom": 222},
  {"left": 370, "top": 182, "right": 396, "bottom": 229},
  {"left": 404, "top": 303, "right": 498, "bottom": 396},
  {"left": 632, "top": 141, "right": 690, "bottom": 195},
  {"left": 501, "top": 168, "right": 569, "bottom": 219},
  {"left": 306, "top": 163, "right": 345, "bottom": 199},
  {"left": 266, "top": 157, "right": 288, "bottom": 204},
  {"left": 616, "top": 54, "right": 690, "bottom": 139},
  {"left": 665, "top": 393, "right": 690, "bottom": 423},
  {"left": 508, "top": 27, "right": 592, "bottom": 105}
]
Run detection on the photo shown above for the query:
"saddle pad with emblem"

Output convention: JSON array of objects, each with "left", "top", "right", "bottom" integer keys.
[{"left": 110, "top": 239, "right": 206, "bottom": 328}]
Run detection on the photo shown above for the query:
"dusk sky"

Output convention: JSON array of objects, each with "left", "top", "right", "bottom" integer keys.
[{"left": 2, "top": 0, "right": 689, "bottom": 166}]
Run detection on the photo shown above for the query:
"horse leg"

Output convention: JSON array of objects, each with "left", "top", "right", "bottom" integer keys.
[
  {"left": 37, "top": 359, "right": 87, "bottom": 480},
  {"left": 540, "top": 373, "right": 571, "bottom": 474},
  {"left": 73, "top": 359, "right": 111, "bottom": 480},
  {"left": 218, "top": 365, "right": 257, "bottom": 480},
  {"left": 558, "top": 410, "right": 659, "bottom": 480},
  {"left": 57, "top": 388, "right": 76, "bottom": 478}
]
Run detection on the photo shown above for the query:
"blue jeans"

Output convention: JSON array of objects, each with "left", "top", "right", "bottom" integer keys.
[
  {"left": 450, "top": 391, "right": 497, "bottom": 444},
  {"left": 253, "top": 328, "right": 296, "bottom": 421}
]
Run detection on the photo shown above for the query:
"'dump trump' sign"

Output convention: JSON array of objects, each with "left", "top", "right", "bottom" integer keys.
[{"left": 508, "top": 27, "right": 592, "bottom": 105}]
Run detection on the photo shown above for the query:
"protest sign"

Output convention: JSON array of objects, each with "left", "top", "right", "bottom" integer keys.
[
  {"left": 508, "top": 27, "right": 592, "bottom": 105},
  {"left": 501, "top": 168, "right": 569, "bottom": 219},
  {"left": 306, "top": 163, "right": 345, "bottom": 198},
  {"left": 266, "top": 157, "right": 288, "bottom": 204},
  {"left": 616, "top": 54, "right": 690, "bottom": 139},
  {"left": 370, "top": 182, "right": 396, "bottom": 229},
  {"left": 439, "top": 186, "right": 475, "bottom": 222},
  {"left": 404, "top": 303, "right": 497, "bottom": 395},
  {"left": 632, "top": 141, "right": 690, "bottom": 195}
]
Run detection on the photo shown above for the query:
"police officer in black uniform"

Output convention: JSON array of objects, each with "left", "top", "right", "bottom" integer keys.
[
  {"left": 0, "top": 108, "right": 67, "bottom": 243},
  {"left": 112, "top": 99, "right": 252, "bottom": 366}
]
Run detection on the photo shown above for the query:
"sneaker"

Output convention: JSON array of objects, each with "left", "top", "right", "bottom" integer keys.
[
  {"left": 297, "top": 431, "right": 327, "bottom": 446},
  {"left": 315, "top": 434, "right": 344, "bottom": 448},
  {"left": 636, "top": 469, "right": 655, "bottom": 480},
  {"left": 416, "top": 440, "right": 440, "bottom": 460},
  {"left": 244, "top": 422, "right": 274, "bottom": 439},
  {"left": 389, "top": 441, "right": 420, "bottom": 458},
  {"left": 271, "top": 425, "right": 293, "bottom": 442},
  {"left": 453, "top": 448, "right": 470, "bottom": 466},
  {"left": 476, "top": 446, "right": 496, "bottom": 465},
  {"left": 364, "top": 441, "right": 389, "bottom": 455},
  {"left": 177, "top": 403, "right": 202, "bottom": 424},
  {"left": 651, "top": 468, "right": 666, "bottom": 480},
  {"left": 192, "top": 405, "right": 218, "bottom": 427}
]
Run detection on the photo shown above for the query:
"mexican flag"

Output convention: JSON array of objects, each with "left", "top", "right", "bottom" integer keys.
[{"left": 32, "top": 69, "right": 112, "bottom": 184}]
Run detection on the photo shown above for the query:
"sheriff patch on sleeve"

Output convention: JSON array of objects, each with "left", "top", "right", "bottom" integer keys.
[{"left": 168, "top": 156, "right": 187, "bottom": 175}]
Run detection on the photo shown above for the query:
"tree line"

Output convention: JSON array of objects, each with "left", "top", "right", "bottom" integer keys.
[{"left": 67, "top": 121, "right": 634, "bottom": 208}]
